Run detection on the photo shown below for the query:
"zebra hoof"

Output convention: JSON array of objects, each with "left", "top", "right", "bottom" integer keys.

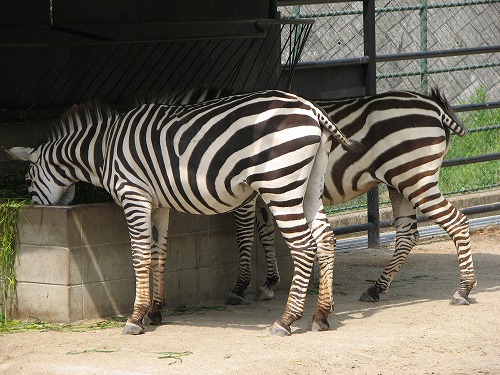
[
  {"left": 269, "top": 319, "right": 291, "bottom": 336},
  {"left": 254, "top": 286, "right": 274, "bottom": 301},
  {"left": 311, "top": 315, "right": 330, "bottom": 332},
  {"left": 450, "top": 291, "right": 470, "bottom": 306},
  {"left": 146, "top": 310, "right": 163, "bottom": 325},
  {"left": 359, "top": 287, "right": 380, "bottom": 302},
  {"left": 225, "top": 292, "right": 247, "bottom": 306},
  {"left": 122, "top": 320, "right": 145, "bottom": 335}
]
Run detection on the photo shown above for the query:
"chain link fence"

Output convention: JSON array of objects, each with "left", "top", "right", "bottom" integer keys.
[{"left": 280, "top": 1, "right": 500, "bottom": 213}]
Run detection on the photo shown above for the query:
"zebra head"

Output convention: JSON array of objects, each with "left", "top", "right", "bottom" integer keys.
[{"left": 7, "top": 146, "right": 76, "bottom": 205}]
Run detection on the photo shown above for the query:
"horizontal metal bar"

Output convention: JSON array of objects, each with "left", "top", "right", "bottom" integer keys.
[
  {"left": 333, "top": 222, "right": 375, "bottom": 235},
  {"left": 294, "top": 47, "right": 499, "bottom": 77},
  {"left": 443, "top": 153, "right": 500, "bottom": 167},
  {"left": 376, "top": 45, "right": 500, "bottom": 62},
  {"left": 278, "top": 0, "right": 358, "bottom": 6},
  {"left": 374, "top": 0, "right": 500, "bottom": 13},
  {"left": 453, "top": 101, "right": 500, "bottom": 112},
  {"left": 377, "top": 62, "right": 500, "bottom": 79},
  {"left": 280, "top": 0, "right": 500, "bottom": 18},
  {"left": 257, "top": 18, "right": 315, "bottom": 26},
  {"left": 294, "top": 56, "right": 370, "bottom": 69},
  {"left": 466, "top": 125, "right": 500, "bottom": 133},
  {"left": 279, "top": 0, "right": 500, "bottom": 7},
  {"left": 462, "top": 203, "right": 500, "bottom": 215}
]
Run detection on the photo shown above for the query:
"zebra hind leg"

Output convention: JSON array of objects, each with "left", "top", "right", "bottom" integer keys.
[
  {"left": 310, "top": 216, "right": 335, "bottom": 332},
  {"left": 226, "top": 199, "right": 257, "bottom": 305},
  {"left": 254, "top": 201, "right": 280, "bottom": 301},
  {"left": 144, "top": 208, "right": 170, "bottom": 325},
  {"left": 266, "top": 214, "right": 317, "bottom": 336},
  {"left": 360, "top": 189, "right": 419, "bottom": 302},
  {"left": 418, "top": 194, "right": 476, "bottom": 305}
]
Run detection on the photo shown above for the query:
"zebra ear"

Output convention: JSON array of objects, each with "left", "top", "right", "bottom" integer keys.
[{"left": 7, "top": 147, "right": 39, "bottom": 162}]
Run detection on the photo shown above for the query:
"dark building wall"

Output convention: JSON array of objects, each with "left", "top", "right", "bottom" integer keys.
[{"left": 0, "top": 0, "right": 280, "bottom": 169}]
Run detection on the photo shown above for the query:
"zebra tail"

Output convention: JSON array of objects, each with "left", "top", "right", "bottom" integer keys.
[
  {"left": 316, "top": 107, "right": 365, "bottom": 153},
  {"left": 430, "top": 87, "right": 468, "bottom": 137}
]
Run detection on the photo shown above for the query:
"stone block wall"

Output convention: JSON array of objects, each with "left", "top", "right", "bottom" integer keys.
[{"left": 12, "top": 203, "right": 294, "bottom": 322}]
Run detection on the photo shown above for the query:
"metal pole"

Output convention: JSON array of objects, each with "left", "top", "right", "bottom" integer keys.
[{"left": 363, "top": 0, "right": 380, "bottom": 248}]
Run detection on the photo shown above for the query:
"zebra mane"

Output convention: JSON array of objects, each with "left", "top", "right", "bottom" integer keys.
[
  {"left": 48, "top": 101, "right": 116, "bottom": 142},
  {"left": 131, "top": 86, "right": 235, "bottom": 107}
]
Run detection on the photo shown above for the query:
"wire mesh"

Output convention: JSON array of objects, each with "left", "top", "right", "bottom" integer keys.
[{"left": 280, "top": 0, "right": 500, "bottom": 213}]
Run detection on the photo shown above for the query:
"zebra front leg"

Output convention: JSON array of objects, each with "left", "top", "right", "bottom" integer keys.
[
  {"left": 227, "top": 199, "right": 257, "bottom": 305},
  {"left": 254, "top": 199, "right": 280, "bottom": 302},
  {"left": 360, "top": 189, "right": 419, "bottom": 302},
  {"left": 145, "top": 208, "right": 170, "bottom": 325},
  {"left": 122, "top": 202, "right": 153, "bottom": 335}
]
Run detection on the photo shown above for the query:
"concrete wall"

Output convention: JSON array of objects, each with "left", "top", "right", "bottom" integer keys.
[{"left": 12, "top": 203, "right": 294, "bottom": 322}]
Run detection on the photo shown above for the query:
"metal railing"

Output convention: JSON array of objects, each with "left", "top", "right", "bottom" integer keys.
[{"left": 279, "top": 0, "right": 500, "bottom": 246}]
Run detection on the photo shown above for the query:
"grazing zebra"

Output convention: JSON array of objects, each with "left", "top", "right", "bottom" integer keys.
[
  {"left": 7, "top": 89, "right": 362, "bottom": 336},
  {"left": 227, "top": 88, "right": 477, "bottom": 306}
]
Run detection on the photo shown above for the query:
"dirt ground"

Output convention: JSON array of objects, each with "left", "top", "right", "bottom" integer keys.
[{"left": 1, "top": 226, "right": 499, "bottom": 375}]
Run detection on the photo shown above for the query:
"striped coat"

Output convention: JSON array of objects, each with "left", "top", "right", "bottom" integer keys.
[
  {"left": 8, "top": 89, "right": 361, "bottom": 336},
  {"left": 227, "top": 88, "right": 476, "bottom": 307}
]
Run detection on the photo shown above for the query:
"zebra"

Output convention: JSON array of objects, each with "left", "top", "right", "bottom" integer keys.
[
  {"left": 226, "top": 88, "right": 477, "bottom": 307},
  {"left": 6, "top": 89, "right": 362, "bottom": 336}
]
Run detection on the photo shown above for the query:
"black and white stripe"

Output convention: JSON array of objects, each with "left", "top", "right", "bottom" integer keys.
[
  {"left": 8, "top": 89, "right": 360, "bottom": 336},
  {"left": 229, "top": 88, "right": 476, "bottom": 306}
]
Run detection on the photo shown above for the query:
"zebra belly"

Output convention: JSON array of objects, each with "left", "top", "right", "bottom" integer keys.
[
  {"left": 323, "top": 176, "right": 379, "bottom": 206},
  {"left": 147, "top": 179, "right": 256, "bottom": 215}
]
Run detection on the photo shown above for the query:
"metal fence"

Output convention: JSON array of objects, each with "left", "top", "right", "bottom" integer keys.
[{"left": 280, "top": 0, "right": 500, "bottom": 215}]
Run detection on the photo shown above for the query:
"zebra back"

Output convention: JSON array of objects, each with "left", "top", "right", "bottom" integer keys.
[{"left": 133, "top": 88, "right": 363, "bottom": 153}]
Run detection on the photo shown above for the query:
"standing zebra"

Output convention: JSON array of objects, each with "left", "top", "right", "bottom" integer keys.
[
  {"left": 227, "top": 88, "right": 477, "bottom": 306},
  {"left": 7, "top": 90, "right": 361, "bottom": 336}
]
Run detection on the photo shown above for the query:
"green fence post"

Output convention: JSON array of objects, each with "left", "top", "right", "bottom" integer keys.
[{"left": 420, "top": 0, "right": 428, "bottom": 93}]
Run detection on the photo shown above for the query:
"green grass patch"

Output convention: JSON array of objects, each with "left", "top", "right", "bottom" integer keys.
[{"left": 0, "top": 316, "right": 127, "bottom": 335}]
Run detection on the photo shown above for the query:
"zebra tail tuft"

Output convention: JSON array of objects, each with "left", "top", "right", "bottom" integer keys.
[{"left": 430, "top": 86, "right": 468, "bottom": 137}]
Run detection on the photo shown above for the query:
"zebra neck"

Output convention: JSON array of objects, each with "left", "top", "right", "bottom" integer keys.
[{"left": 49, "top": 132, "right": 107, "bottom": 189}]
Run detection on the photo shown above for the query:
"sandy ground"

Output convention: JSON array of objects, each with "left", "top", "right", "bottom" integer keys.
[{"left": 1, "top": 226, "right": 499, "bottom": 375}]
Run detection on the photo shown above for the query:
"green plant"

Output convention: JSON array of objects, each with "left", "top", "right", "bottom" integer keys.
[
  {"left": 0, "top": 199, "right": 26, "bottom": 322},
  {"left": 0, "top": 169, "right": 112, "bottom": 323}
]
